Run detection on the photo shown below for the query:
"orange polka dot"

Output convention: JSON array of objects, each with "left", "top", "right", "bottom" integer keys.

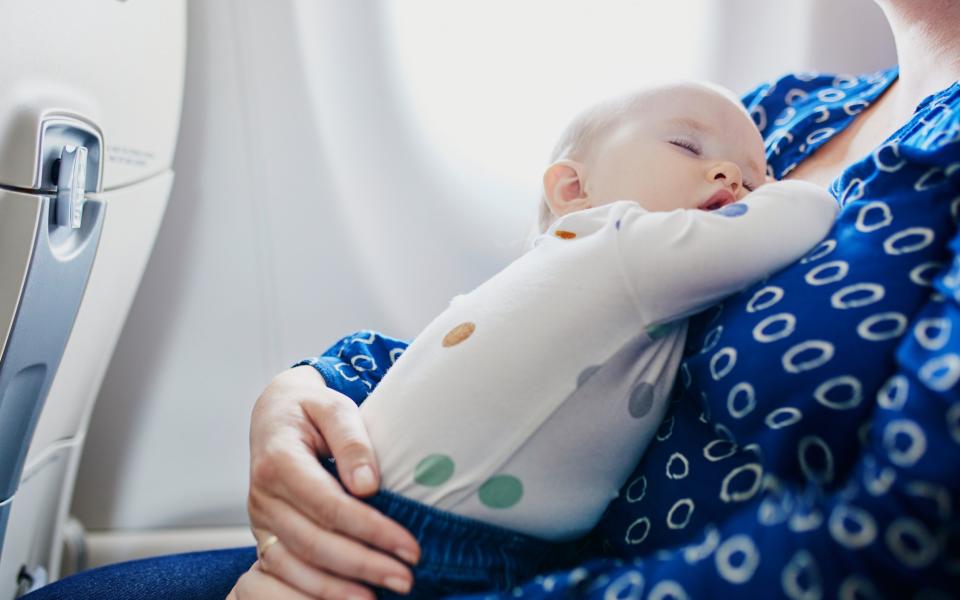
[
  {"left": 442, "top": 322, "right": 475, "bottom": 347},
  {"left": 554, "top": 230, "right": 577, "bottom": 239}
]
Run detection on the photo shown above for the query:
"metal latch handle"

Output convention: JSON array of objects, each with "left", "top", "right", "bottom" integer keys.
[{"left": 55, "top": 145, "right": 87, "bottom": 229}]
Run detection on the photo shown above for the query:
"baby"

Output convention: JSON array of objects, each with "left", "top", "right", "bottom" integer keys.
[{"left": 314, "top": 82, "right": 838, "bottom": 597}]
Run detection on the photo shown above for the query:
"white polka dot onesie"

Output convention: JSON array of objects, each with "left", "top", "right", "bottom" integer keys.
[{"left": 359, "top": 179, "right": 838, "bottom": 542}]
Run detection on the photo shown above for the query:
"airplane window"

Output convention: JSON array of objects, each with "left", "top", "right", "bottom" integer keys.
[{"left": 381, "top": 0, "right": 710, "bottom": 207}]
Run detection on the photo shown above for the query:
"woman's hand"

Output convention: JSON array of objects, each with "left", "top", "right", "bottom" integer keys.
[{"left": 246, "top": 365, "right": 420, "bottom": 598}]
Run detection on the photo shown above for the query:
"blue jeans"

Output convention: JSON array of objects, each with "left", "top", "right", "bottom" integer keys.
[
  {"left": 23, "top": 459, "right": 582, "bottom": 599},
  {"left": 22, "top": 546, "right": 257, "bottom": 600}
]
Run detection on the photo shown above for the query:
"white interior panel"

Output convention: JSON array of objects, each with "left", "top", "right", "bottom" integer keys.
[
  {"left": 707, "top": 0, "right": 895, "bottom": 93},
  {"left": 0, "top": 0, "right": 185, "bottom": 190},
  {"left": 74, "top": 0, "right": 398, "bottom": 530}
]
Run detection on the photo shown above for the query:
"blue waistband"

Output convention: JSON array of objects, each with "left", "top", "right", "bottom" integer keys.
[{"left": 320, "top": 458, "right": 574, "bottom": 578}]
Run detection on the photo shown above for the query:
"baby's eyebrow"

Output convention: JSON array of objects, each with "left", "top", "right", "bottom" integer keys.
[{"left": 664, "top": 116, "right": 713, "bottom": 135}]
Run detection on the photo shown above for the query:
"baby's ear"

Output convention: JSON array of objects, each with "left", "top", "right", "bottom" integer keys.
[{"left": 543, "top": 160, "right": 590, "bottom": 218}]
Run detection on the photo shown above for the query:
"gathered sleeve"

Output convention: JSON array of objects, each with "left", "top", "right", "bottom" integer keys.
[{"left": 293, "top": 330, "right": 409, "bottom": 405}]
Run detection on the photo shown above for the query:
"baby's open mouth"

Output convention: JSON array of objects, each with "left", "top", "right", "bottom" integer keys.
[{"left": 700, "top": 189, "right": 736, "bottom": 211}]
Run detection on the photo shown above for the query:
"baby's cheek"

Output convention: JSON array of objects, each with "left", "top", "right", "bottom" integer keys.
[{"left": 638, "top": 186, "right": 691, "bottom": 212}]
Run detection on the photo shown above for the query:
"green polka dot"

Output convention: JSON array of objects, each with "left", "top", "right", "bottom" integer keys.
[
  {"left": 646, "top": 322, "right": 673, "bottom": 340},
  {"left": 477, "top": 475, "right": 523, "bottom": 508},
  {"left": 414, "top": 454, "right": 454, "bottom": 486}
]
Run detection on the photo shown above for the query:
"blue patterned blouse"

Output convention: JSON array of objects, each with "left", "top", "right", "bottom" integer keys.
[{"left": 300, "top": 66, "right": 960, "bottom": 598}]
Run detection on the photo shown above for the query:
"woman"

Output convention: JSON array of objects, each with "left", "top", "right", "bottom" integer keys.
[
  {"left": 24, "top": 1, "right": 958, "bottom": 598},
  {"left": 231, "top": 1, "right": 960, "bottom": 598}
]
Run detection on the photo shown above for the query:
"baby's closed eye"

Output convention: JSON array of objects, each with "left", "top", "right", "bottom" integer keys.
[{"left": 668, "top": 138, "right": 702, "bottom": 155}]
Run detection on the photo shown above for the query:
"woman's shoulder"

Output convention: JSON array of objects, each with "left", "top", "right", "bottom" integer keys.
[
  {"left": 741, "top": 67, "right": 960, "bottom": 179},
  {"left": 739, "top": 67, "right": 900, "bottom": 138},
  {"left": 895, "top": 80, "right": 960, "bottom": 159},
  {"left": 741, "top": 71, "right": 867, "bottom": 107}
]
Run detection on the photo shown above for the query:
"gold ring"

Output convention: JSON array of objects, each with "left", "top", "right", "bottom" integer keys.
[{"left": 257, "top": 534, "right": 279, "bottom": 560}]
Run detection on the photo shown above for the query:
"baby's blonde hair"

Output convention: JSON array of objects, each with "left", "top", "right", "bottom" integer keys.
[{"left": 533, "top": 82, "right": 746, "bottom": 239}]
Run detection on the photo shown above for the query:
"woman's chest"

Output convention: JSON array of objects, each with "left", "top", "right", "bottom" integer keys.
[
  {"left": 785, "top": 90, "right": 906, "bottom": 187},
  {"left": 683, "top": 161, "right": 957, "bottom": 461}
]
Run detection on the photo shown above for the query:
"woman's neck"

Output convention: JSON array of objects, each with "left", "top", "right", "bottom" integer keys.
[{"left": 880, "top": 0, "right": 960, "bottom": 114}]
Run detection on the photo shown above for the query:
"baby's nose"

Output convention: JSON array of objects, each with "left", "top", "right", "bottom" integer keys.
[{"left": 707, "top": 162, "right": 743, "bottom": 194}]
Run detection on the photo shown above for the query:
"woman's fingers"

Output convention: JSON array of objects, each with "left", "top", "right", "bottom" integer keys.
[
  {"left": 249, "top": 437, "right": 421, "bottom": 566},
  {"left": 299, "top": 390, "right": 380, "bottom": 497},
  {"left": 258, "top": 538, "right": 379, "bottom": 600},
  {"left": 252, "top": 367, "right": 334, "bottom": 456},
  {"left": 231, "top": 561, "right": 317, "bottom": 600},
  {"left": 250, "top": 491, "right": 415, "bottom": 594},
  {"left": 304, "top": 483, "right": 422, "bottom": 567}
]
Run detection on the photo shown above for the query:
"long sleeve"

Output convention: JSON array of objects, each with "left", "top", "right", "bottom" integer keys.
[
  {"left": 615, "top": 180, "right": 838, "bottom": 326},
  {"left": 293, "top": 330, "right": 409, "bottom": 405}
]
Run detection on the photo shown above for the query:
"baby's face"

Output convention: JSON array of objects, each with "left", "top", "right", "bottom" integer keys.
[{"left": 585, "top": 85, "right": 767, "bottom": 212}]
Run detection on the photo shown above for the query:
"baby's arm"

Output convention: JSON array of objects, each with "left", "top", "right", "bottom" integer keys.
[{"left": 616, "top": 179, "right": 838, "bottom": 325}]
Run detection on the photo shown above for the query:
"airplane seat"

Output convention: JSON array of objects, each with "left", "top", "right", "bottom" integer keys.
[{"left": 0, "top": 1, "right": 186, "bottom": 596}]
